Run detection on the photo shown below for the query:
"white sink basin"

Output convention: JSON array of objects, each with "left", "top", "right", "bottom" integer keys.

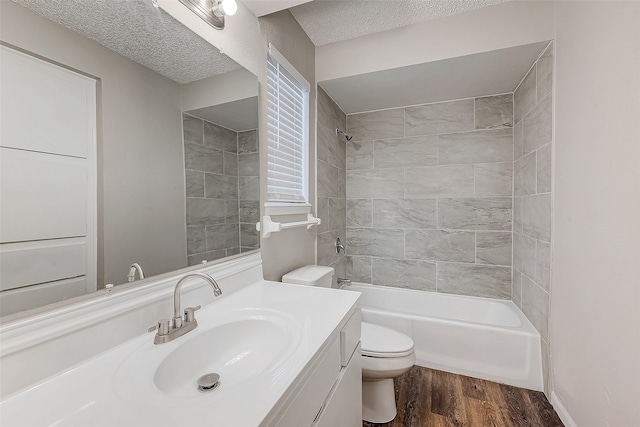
[
  {"left": 114, "top": 308, "right": 299, "bottom": 404},
  {"left": 154, "top": 316, "right": 291, "bottom": 397}
]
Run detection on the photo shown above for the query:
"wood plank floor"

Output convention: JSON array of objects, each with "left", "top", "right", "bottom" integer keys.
[{"left": 363, "top": 366, "right": 564, "bottom": 427}]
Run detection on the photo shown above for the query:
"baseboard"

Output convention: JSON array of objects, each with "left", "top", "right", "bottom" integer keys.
[{"left": 550, "top": 391, "right": 578, "bottom": 427}]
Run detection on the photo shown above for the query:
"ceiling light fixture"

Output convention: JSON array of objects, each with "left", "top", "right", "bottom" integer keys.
[{"left": 178, "top": 0, "right": 237, "bottom": 30}]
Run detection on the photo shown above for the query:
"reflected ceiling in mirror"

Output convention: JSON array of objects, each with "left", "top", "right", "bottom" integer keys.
[{"left": 0, "top": 0, "right": 259, "bottom": 318}]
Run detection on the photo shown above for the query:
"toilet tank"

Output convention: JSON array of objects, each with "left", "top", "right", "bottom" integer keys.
[{"left": 282, "top": 265, "right": 335, "bottom": 288}]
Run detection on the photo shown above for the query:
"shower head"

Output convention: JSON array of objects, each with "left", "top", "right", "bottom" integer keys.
[{"left": 336, "top": 128, "right": 353, "bottom": 141}]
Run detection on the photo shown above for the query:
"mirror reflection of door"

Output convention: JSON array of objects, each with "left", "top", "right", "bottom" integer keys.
[{"left": 0, "top": 45, "right": 97, "bottom": 316}]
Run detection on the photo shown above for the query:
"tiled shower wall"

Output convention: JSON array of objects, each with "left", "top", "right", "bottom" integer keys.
[
  {"left": 512, "top": 42, "right": 554, "bottom": 361},
  {"left": 316, "top": 87, "right": 347, "bottom": 286},
  {"left": 183, "top": 114, "right": 259, "bottom": 266},
  {"left": 345, "top": 94, "right": 515, "bottom": 299}
]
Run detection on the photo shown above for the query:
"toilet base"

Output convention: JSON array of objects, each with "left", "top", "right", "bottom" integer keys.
[{"left": 362, "top": 378, "right": 397, "bottom": 424}]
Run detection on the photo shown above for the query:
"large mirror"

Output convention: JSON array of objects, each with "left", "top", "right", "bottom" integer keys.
[{"left": 0, "top": 0, "right": 259, "bottom": 317}]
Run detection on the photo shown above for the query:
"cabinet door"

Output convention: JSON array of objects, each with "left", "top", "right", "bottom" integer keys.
[{"left": 313, "top": 343, "right": 362, "bottom": 427}]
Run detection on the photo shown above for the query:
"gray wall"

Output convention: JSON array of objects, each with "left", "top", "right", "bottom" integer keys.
[
  {"left": 513, "top": 43, "right": 554, "bottom": 390},
  {"left": 345, "top": 94, "right": 514, "bottom": 299},
  {"left": 0, "top": 1, "right": 187, "bottom": 288},
  {"left": 316, "top": 87, "right": 347, "bottom": 286}
]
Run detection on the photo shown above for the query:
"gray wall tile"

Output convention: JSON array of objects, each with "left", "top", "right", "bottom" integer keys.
[
  {"left": 183, "top": 114, "right": 203, "bottom": 145},
  {"left": 205, "top": 174, "right": 238, "bottom": 200},
  {"left": 186, "top": 198, "right": 226, "bottom": 226},
  {"left": 347, "top": 108, "right": 404, "bottom": 141},
  {"left": 537, "top": 143, "right": 552, "bottom": 193},
  {"left": 522, "top": 194, "right": 551, "bottom": 242},
  {"left": 405, "top": 99, "right": 474, "bottom": 136},
  {"left": 536, "top": 42, "right": 554, "bottom": 102},
  {"left": 240, "top": 223, "right": 259, "bottom": 249},
  {"left": 239, "top": 176, "right": 259, "bottom": 201},
  {"left": 513, "top": 270, "right": 522, "bottom": 308},
  {"left": 318, "top": 124, "right": 346, "bottom": 170},
  {"left": 347, "top": 199, "right": 372, "bottom": 227},
  {"left": 514, "top": 151, "right": 537, "bottom": 196},
  {"left": 372, "top": 258, "right": 436, "bottom": 291},
  {"left": 439, "top": 198, "right": 512, "bottom": 231},
  {"left": 184, "top": 142, "right": 223, "bottom": 174},
  {"left": 535, "top": 241, "right": 551, "bottom": 292},
  {"left": 238, "top": 129, "right": 258, "bottom": 154},
  {"left": 204, "top": 121, "right": 237, "bottom": 152},
  {"left": 373, "top": 199, "right": 437, "bottom": 229},
  {"left": 514, "top": 232, "right": 537, "bottom": 279},
  {"left": 438, "top": 128, "right": 513, "bottom": 165},
  {"left": 523, "top": 94, "right": 552, "bottom": 155},
  {"left": 522, "top": 276, "right": 549, "bottom": 338},
  {"left": 475, "top": 162, "right": 513, "bottom": 197},
  {"left": 329, "top": 198, "right": 347, "bottom": 232},
  {"left": 475, "top": 94, "right": 513, "bottom": 129},
  {"left": 346, "top": 228, "right": 404, "bottom": 257},
  {"left": 223, "top": 152, "right": 238, "bottom": 176},
  {"left": 514, "top": 197, "right": 523, "bottom": 234},
  {"left": 476, "top": 232, "right": 512, "bottom": 266},
  {"left": 405, "top": 229, "right": 475, "bottom": 262},
  {"left": 187, "top": 225, "right": 205, "bottom": 255},
  {"left": 405, "top": 165, "right": 474, "bottom": 198},
  {"left": 437, "top": 263, "right": 512, "bottom": 299},
  {"left": 186, "top": 170, "right": 204, "bottom": 198},
  {"left": 318, "top": 86, "right": 346, "bottom": 133},
  {"left": 225, "top": 200, "right": 239, "bottom": 223},
  {"left": 346, "top": 141, "right": 373, "bottom": 170},
  {"left": 238, "top": 152, "right": 259, "bottom": 177},
  {"left": 316, "top": 197, "right": 329, "bottom": 234},
  {"left": 347, "top": 256, "right": 372, "bottom": 283},
  {"left": 318, "top": 160, "right": 340, "bottom": 197},
  {"left": 514, "top": 66, "right": 536, "bottom": 124},
  {"left": 318, "top": 230, "right": 340, "bottom": 267},
  {"left": 514, "top": 120, "right": 524, "bottom": 160},
  {"left": 375, "top": 136, "right": 438, "bottom": 168},
  {"left": 347, "top": 168, "right": 404, "bottom": 199},
  {"left": 239, "top": 200, "right": 259, "bottom": 224},
  {"left": 206, "top": 223, "right": 239, "bottom": 251}
]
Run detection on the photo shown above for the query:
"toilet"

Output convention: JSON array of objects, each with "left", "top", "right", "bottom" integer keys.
[{"left": 282, "top": 265, "right": 416, "bottom": 424}]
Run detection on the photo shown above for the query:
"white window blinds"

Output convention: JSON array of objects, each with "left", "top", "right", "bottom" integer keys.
[{"left": 266, "top": 45, "right": 310, "bottom": 203}]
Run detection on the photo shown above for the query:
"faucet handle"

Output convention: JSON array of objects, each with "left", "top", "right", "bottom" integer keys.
[
  {"left": 184, "top": 305, "right": 201, "bottom": 323},
  {"left": 148, "top": 318, "right": 170, "bottom": 335}
]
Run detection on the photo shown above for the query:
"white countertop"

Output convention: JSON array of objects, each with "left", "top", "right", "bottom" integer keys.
[{"left": 0, "top": 281, "right": 360, "bottom": 427}]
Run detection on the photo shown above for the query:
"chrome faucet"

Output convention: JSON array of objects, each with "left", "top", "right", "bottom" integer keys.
[
  {"left": 148, "top": 272, "right": 222, "bottom": 345},
  {"left": 127, "top": 263, "right": 145, "bottom": 282},
  {"left": 335, "top": 237, "right": 345, "bottom": 255}
]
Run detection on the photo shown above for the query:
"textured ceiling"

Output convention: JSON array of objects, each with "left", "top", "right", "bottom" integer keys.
[
  {"left": 319, "top": 41, "right": 550, "bottom": 114},
  {"left": 11, "top": 0, "right": 242, "bottom": 84},
  {"left": 290, "top": 0, "right": 509, "bottom": 46}
]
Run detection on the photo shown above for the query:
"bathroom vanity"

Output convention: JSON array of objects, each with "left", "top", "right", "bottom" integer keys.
[{"left": 0, "top": 253, "right": 362, "bottom": 426}]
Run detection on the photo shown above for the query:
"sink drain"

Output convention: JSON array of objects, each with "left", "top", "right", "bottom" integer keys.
[{"left": 197, "top": 373, "right": 220, "bottom": 392}]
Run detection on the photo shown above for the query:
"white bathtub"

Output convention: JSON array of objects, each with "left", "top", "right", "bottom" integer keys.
[{"left": 345, "top": 283, "right": 543, "bottom": 391}]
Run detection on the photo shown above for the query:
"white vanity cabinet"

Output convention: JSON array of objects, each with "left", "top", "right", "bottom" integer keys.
[{"left": 269, "top": 309, "right": 362, "bottom": 427}]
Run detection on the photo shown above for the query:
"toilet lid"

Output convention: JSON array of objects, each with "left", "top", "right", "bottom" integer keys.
[{"left": 361, "top": 322, "right": 414, "bottom": 358}]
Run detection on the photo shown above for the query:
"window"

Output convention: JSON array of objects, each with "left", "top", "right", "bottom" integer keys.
[{"left": 266, "top": 44, "right": 310, "bottom": 203}]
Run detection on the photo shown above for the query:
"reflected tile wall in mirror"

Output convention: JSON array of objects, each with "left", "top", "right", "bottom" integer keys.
[{"left": 183, "top": 114, "right": 259, "bottom": 266}]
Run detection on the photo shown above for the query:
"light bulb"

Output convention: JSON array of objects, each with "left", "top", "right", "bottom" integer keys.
[{"left": 219, "top": 0, "right": 237, "bottom": 16}]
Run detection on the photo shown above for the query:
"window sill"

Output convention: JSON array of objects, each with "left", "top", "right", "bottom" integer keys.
[{"left": 264, "top": 202, "right": 312, "bottom": 216}]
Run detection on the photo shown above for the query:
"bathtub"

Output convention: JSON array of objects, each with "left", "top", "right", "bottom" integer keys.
[{"left": 344, "top": 283, "right": 543, "bottom": 391}]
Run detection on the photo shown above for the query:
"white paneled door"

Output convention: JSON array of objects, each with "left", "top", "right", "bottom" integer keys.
[{"left": 0, "top": 45, "right": 97, "bottom": 315}]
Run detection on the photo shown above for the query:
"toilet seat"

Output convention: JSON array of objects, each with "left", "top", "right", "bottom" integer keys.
[{"left": 361, "top": 322, "right": 414, "bottom": 358}]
